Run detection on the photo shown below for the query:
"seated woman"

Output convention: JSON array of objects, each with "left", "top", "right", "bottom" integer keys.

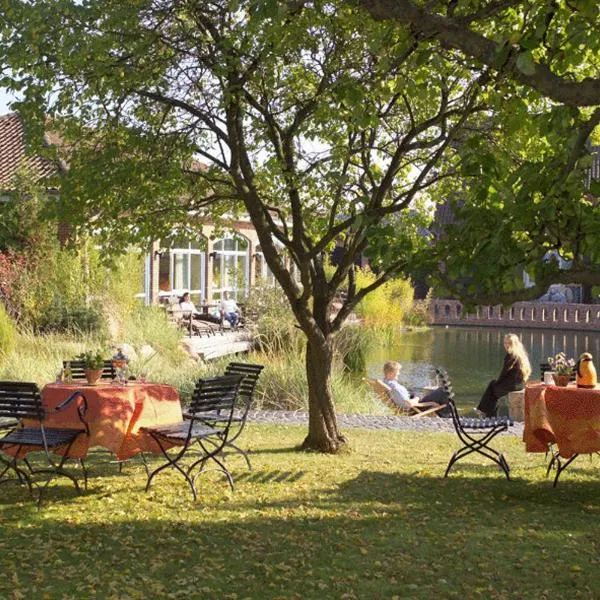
[
  {"left": 174, "top": 292, "right": 220, "bottom": 332},
  {"left": 178, "top": 292, "right": 199, "bottom": 315},
  {"left": 382, "top": 361, "right": 450, "bottom": 416},
  {"left": 477, "top": 333, "right": 531, "bottom": 418}
]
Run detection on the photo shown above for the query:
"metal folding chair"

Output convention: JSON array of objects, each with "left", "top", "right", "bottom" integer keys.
[
  {"left": 436, "top": 369, "right": 513, "bottom": 479},
  {"left": 0, "top": 381, "right": 89, "bottom": 505},
  {"left": 141, "top": 374, "right": 244, "bottom": 501}
]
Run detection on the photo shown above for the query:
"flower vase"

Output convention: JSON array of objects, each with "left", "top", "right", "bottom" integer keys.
[
  {"left": 552, "top": 374, "right": 571, "bottom": 387},
  {"left": 85, "top": 368, "right": 103, "bottom": 385}
]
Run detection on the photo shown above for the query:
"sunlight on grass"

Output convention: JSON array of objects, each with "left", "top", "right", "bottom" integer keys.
[{"left": 0, "top": 426, "right": 598, "bottom": 599}]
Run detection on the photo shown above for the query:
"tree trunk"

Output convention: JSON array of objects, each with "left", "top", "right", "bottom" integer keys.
[{"left": 301, "top": 337, "right": 347, "bottom": 453}]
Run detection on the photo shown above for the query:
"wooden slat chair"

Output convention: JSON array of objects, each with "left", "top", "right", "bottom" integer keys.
[
  {"left": 363, "top": 378, "right": 447, "bottom": 418},
  {"left": 435, "top": 368, "right": 513, "bottom": 479},
  {"left": 63, "top": 359, "right": 115, "bottom": 381},
  {"left": 184, "top": 362, "right": 264, "bottom": 470},
  {"left": 0, "top": 381, "right": 89, "bottom": 505},
  {"left": 141, "top": 374, "right": 244, "bottom": 501}
]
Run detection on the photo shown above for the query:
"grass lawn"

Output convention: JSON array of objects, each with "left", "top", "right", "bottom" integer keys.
[{"left": 0, "top": 425, "right": 598, "bottom": 599}]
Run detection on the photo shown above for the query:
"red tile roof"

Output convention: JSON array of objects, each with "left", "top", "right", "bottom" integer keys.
[{"left": 0, "top": 112, "right": 59, "bottom": 190}]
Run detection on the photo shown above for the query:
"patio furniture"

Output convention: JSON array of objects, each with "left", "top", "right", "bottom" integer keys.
[
  {"left": 40, "top": 381, "right": 182, "bottom": 460},
  {"left": 363, "top": 378, "right": 447, "bottom": 417},
  {"left": 185, "top": 362, "right": 264, "bottom": 470},
  {"left": 141, "top": 374, "right": 244, "bottom": 501},
  {"left": 435, "top": 369, "right": 513, "bottom": 479},
  {"left": 0, "top": 381, "right": 89, "bottom": 505},
  {"left": 63, "top": 359, "right": 115, "bottom": 380},
  {"left": 523, "top": 382, "right": 600, "bottom": 487}
]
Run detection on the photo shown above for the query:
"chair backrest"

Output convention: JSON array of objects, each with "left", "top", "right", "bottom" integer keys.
[
  {"left": 0, "top": 381, "right": 45, "bottom": 421},
  {"left": 434, "top": 369, "right": 461, "bottom": 426},
  {"left": 188, "top": 374, "right": 245, "bottom": 419},
  {"left": 63, "top": 360, "right": 115, "bottom": 380},
  {"left": 224, "top": 362, "right": 264, "bottom": 401}
]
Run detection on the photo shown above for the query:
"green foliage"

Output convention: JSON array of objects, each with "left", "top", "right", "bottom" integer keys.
[
  {"left": 0, "top": 303, "right": 16, "bottom": 360},
  {"left": 252, "top": 351, "right": 382, "bottom": 414},
  {"left": 244, "top": 284, "right": 305, "bottom": 356},
  {"left": 403, "top": 294, "right": 433, "bottom": 328},
  {"left": 334, "top": 324, "right": 378, "bottom": 373},
  {"left": 37, "top": 298, "right": 105, "bottom": 335},
  {"left": 0, "top": 169, "right": 56, "bottom": 252},
  {"left": 354, "top": 270, "right": 415, "bottom": 329},
  {"left": 119, "top": 306, "right": 188, "bottom": 365},
  {"left": 77, "top": 349, "right": 105, "bottom": 369}
]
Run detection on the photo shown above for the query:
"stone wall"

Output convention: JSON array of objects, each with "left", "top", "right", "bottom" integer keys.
[{"left": 431, "top": 299, "right": 600, "bottom": 331}]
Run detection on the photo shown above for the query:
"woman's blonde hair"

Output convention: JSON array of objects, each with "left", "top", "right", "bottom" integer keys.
[{"left": 504, "top": 333, "right": 531, "bottom": 381}]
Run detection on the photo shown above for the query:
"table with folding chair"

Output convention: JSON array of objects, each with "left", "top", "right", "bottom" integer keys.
[{"left": 523, "top": 382, "right": 600, "bottom": 486}]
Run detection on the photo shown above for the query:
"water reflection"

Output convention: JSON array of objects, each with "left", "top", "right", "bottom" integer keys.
[{"left": 365, "top": 326, "right": 600, "bottom": 409}]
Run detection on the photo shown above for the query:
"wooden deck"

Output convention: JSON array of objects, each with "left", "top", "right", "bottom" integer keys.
[{"left": 182, "top": 329, "right": 254, "bottom": 360}]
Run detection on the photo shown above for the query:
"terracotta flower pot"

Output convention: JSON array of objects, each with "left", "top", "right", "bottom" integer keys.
[
  {"left": 552, "top": 374, "right": 571, "bottom": 387},
  {"left": 85, "top": 368, "right": 103, "bottom": 385}
]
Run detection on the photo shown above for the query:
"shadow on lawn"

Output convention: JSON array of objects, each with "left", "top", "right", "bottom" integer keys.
[{"left": 0, "top": 468, "right": 598, "bottom": 599}]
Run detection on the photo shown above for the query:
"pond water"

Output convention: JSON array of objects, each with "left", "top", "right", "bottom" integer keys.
[{"left": 365, "top": 326, "right": 600, "bottom": 409}]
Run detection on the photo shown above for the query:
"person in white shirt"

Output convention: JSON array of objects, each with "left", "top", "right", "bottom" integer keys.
[
  {"left": 178, "top": 292, "right": 198, "bottom": 314},
  {"left": 220, "top": 291, "right": 241, "bottom": 328},
  {"left": 382, "top": 361, "right": 415, "bottom": 409},
  {"left": 382, "top": 361, "right": 450, "bottom": 415}
]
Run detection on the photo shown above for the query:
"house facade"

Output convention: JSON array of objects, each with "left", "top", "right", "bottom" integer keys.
[{"left": 0, "top": 111, "right": 276, "bottom": 307}]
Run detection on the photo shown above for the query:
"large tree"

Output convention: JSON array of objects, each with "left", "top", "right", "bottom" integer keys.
[
  {"left": 358, "top": 0, "right": 600, "bottom": 300},
  {"left": 0, "top": 0, "right": 597, "bottom": 450}
]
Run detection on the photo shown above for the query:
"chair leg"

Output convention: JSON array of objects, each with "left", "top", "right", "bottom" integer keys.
[
  {"left": 0, "top": 454, "right": 33, "bottom": 495},
  {"left": 552, "top": 454, "right": 578, "bottom": 488},
  {"left": 191, "top": 439, "right": 235, "bottom": 491},
  {"left": 225, "top": 441, "right": 252, "bottom": 471},
  {"left": 445, "top": 432, "right": 511, "bottom": 479},
  {"left": 144, "top": 436, "right": 199, "bottom": 501}
]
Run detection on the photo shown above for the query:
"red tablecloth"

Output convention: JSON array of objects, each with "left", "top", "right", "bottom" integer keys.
[
  {"left": 523, "top": 383, "right": 600, "bottom": 458},
  {"left": 26, "top": 382, "right": 182, "bottom": 459}
]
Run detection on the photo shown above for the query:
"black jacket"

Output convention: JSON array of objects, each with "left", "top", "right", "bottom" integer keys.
[{"left": 492, "top": 353, "right": 524, "bottom": 397}]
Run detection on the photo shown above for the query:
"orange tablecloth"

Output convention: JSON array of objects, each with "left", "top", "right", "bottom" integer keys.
[
  {"left": 31, "top": 382, "right": 182, "bottom": 459},
  {"left": 523, "top": 383, "right": 600, "bottom": 458}
]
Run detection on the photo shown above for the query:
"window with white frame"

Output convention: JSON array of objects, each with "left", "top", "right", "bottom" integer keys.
[
  {"left": 212, "top": 233, "right": 249, "bottom": 300},
  {"left": 158, "top": 234, "right": 206, "bottom": 303}
]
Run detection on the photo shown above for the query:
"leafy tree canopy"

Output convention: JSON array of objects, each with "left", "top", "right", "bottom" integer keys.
[{"left": 1, "top": 0, "right": 600, "bottom": 448}]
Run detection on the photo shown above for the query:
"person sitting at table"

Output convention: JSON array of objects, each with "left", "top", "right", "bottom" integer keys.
[
  {"left": 178, "top": 292, "right": 199, "bottom": 315},
  {"left": 477, "top": 333, "right": 531, "bottom": 418},
  {"left": 219, "top": 291, "right": 241, "bottom": 328},
  {"left": 382, "top": 361, "right": 450, "bottom": 416},
  {"left": 176, "top": 292, "right": 223, "bottom": 326}
]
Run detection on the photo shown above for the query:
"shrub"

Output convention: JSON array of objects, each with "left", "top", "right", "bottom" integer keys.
[
  {"left": 253, "top": 351, "right": 383, "bottom": 414},
  {"left": 37, "top": 298, "right": 105, "bottom": 335},
  {"left": 354, "top": 269, "right": 414, "bottom": 329},
  {"left": 0, "top": 303, "right": 16, "bottom": 359},
  {"left": 119, "top": 306, "right": 186, "bottom": 363},
  {"left": 244, "top": 284, "right": 305, "bottom": 356}
]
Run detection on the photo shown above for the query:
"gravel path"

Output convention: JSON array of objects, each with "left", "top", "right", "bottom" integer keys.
[{"left": 247, "top": 410, "right": 524, "bottom": 436}]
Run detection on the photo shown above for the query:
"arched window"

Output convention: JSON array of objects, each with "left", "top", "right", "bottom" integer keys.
[
  {"left": 212, "top": 233, "right": 250, "bottom": 299},
  {"left": 158, "top": 234, "right": 206, "bottom": 303}
]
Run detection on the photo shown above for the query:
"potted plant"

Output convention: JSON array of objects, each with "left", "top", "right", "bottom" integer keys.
[
  {"left": 547, "top": 352, "right": 576, "bottom": 386},
  {"left": 78, "top": 351, "right": 105, "bottom": 385}
]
